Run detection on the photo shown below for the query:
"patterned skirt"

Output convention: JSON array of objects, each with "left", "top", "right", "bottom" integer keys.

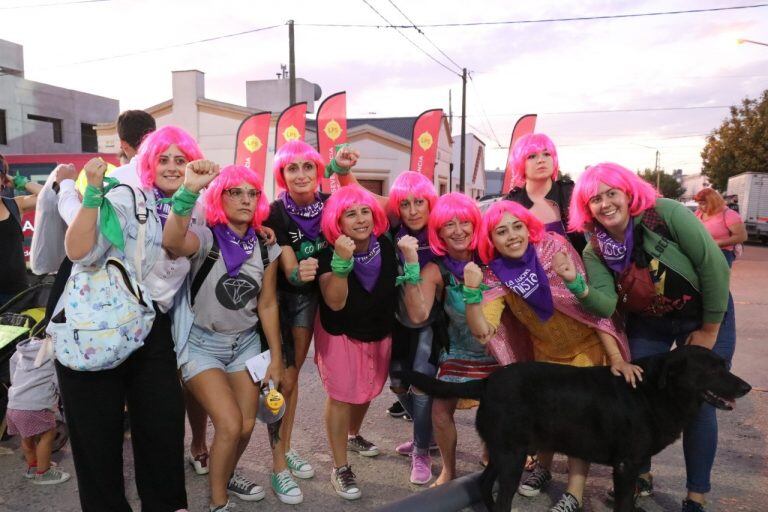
[{"left": 6, "top": 409, "right": 56, "bottom": 439}]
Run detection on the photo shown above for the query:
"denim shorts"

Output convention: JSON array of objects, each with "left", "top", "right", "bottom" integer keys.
[
  {"left": 278, "top": 289, "right": 319, "bottom": 367},
  {"left": 181, "top": 325, "right": 262, "bottom": 382}
]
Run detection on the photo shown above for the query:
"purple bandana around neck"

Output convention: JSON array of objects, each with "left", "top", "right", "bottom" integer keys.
[
  {"left": 211, "top": 223, "right": 258, "bottom": 277},
  {"left": 153, "top": 187, "right": 170, "bottom": 227},
  {"left": 281, "top": 191, "right": 323, "bottom": 240},
  {"left": 594, "top": 221, "right": 634, "bottom": 273},
  {"left": 488, "top": 244, "right": 554, "bottom": 322},
  {"left": 395, "top": 225, "right": 435, "bottom": 268},
  {"left": 352, "top": 235, "right": 382, "bottom": 293},
  {"left": 440, "top": 254, "right": 477, "bottom": 282}
]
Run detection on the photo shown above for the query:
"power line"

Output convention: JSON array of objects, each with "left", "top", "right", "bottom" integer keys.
[
  {"left": 0, "top": 0, "right": 108, "bottom": 9},
  {"left": 467, "top": 73, "right": 502, "bottom": 147},
  {"left": 359, "top": 0, "right": 461, "bottom": 76},
  {"left": 386, "top": 0, "right": 463, "bottom": 71},
  {"left": 298, "top": 3, "right": 768, "bottom": 28},
  {"left": 466, "top": 105, "right": 731, "bottom": 117},
  {"left": 61, "top": 24, "right": 283, "bottom": 66}
]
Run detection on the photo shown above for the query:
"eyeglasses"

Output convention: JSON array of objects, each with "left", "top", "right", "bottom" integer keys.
[{"left": 224, "top": 188, "right": 261, "bottom": 200}]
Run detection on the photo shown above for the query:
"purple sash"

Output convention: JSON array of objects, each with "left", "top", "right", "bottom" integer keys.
[
  {"left": 352, "top": 236, "right": 382, "bottom": 293},
  {"left": 153, "top": 188, "right": 170, "bottom": 227},
  {"left": 488, "top": 244, "right": 554, "bottom": 322},
  {"left": 281, "top": 192, "right": 323, "bottom": 240},
  {"left": 211, "top": 224, "right": 258, "bottom": 277}
]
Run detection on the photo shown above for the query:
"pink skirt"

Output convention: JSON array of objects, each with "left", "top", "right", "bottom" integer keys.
[
  {"left": 313, "top": 316, "right": 392, "bottom": 405},
  {"left": 6, "top": 409, "right": 56, "bottom": 439}
]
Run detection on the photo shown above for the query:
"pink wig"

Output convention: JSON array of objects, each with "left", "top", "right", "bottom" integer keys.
[
  {"left": 427, "top": 193, "right": 482, "bottom": 256},
  {"left": 321, "top": 185, "right": 389, "bottom": 244},
  {"left": 204, "top": 165, "right": 270, "bottom": 229},
  {"left": 273, "top": 140, "right": 325, "bottom": 191},
  {"left": 136, "top": 125, "right": 204, "bottom": 189},
  {"left": 569, "top": 162, "right": 659, "bottom": 233},
  {"left": 478, "top": 201, "right": 545, "bottom": 264},
  {"left": 386, "top": 171, "right": 438, "bottom": 218},
  {"left": 510, "top": 133, "right": 559, "bottom": 187}
]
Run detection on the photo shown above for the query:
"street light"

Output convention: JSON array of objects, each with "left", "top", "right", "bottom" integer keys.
[{"left": 737, "top": 38, "right": 768, "bottom": 47}]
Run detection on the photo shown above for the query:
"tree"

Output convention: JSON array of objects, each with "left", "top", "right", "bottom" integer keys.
[
  {"left": 638, "top": 169, "right": 685, "bottom": 199},
  {"left": 701, "top": 90, "right": 768, "bottom": 190}
]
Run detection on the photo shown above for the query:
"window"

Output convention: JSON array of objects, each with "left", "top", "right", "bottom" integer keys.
[
  {"left": 0, "top": 109, "right": 6, "bottom": 145},
  {"left": 27, "top": 114, "right": 63, "bottom": 143},
  {"left": 81, "top": 123, "right": 97, "bottom": 152}
]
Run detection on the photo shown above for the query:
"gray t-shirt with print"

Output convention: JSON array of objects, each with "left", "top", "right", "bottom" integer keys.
[{"left": 190, "top": 226, "right": 282, "bottom": 334}]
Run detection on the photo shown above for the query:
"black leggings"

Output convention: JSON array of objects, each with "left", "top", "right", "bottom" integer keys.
[{"left": 56, "top": 310, "right": 187, "bottom": 512}]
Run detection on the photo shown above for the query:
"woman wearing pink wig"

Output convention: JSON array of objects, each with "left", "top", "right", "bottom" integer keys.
[
  {"left": 505, "top": 133, "right": 586, "bottom": 253},
  {"left": 60, "top": 125, "right": 213, "bottom": 512},
  {"left": 315, "top": 185, "right": 396, "bottom": 500},
  {"left": 563, "top": 162, "right": 733, "bottom": 512},
  {"left": 163, "top": 163, "right": 288, "bottom": 510},
  {"left": 464, "top": 200, "right": 639, "bottom": 512},
  {"left": 263, "top": 140, "right": 360, "bottom": 492},
  {"left": 401, "top": 192, "right": 500, "bottom": 486}
]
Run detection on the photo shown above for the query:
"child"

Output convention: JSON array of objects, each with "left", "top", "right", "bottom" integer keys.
[{"left": 6, "top": 337, "right": 70, "bottom": 484}]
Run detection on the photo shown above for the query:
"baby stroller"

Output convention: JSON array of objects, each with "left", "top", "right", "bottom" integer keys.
[{"left": 0, "top": 277, "right": 69, "bottom": 452}]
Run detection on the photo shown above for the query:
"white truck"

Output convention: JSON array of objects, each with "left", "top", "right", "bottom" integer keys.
[{"left": 727, "top": 172, "right": 768, "bottom": 244}]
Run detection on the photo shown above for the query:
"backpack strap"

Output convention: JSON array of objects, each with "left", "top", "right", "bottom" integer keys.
[
  {"left": 107, "top": 184, "right": 148, "bottom": 282},
  {"left": 191, "top": 239, "right": 220, "bottom": 307},
  {"left": 1, "top": 196, "right": 21, "bottom": 226},
  {"left": 260, "top": 239, "right": 270, "bottom": 268}
]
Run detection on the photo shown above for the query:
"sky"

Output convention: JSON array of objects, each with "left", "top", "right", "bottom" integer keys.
[{"left": 2, "top": 0, "right": 767, "bottom": 178}]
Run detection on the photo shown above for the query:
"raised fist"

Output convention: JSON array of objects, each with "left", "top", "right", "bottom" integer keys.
[
  {"left": 463, "top": 261, "right": 483, "bottom": 289},
  {"left": 54, "top": 163, "right": 78, "bottom": 184},
  {"left": 298, "top": 257, "right": 319, "bottom": 283},
  {"left": 83, "top": 158, "right": 108, "bottom": 189},
  {"left": 184, "top": 160, "right": 220, "bottom": 193},
  {"left": 397, "top": 234, "right": 420, "bottom": 264},
  {"left": 334, "top": 145, "right": 360, "bottom": 170},
  {"left": 552, "top": 249, "right": 577, "bottom": 283},
  {"left": 334, "top": 234, "right": 355, "bottom": 260}
]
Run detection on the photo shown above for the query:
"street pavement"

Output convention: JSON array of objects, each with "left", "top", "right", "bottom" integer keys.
[{"left": 2, "top": 245, "right": 767, "bottom": 511}]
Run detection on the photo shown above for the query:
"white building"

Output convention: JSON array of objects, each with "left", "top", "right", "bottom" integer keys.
[
  {"left": 96, "top": 70, "right": 455, "bottom": 200},
  {"left": 0, "top": 39, "right": 118, "bottom": 154}
]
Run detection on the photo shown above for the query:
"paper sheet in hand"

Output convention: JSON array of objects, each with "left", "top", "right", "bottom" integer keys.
[{"left": 245, "top": 351, "right": 271, "bottom": 383}]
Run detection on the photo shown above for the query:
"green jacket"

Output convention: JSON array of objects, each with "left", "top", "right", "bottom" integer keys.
[{"left": 579, "top": 198, "right": 730, "bottom": 324}]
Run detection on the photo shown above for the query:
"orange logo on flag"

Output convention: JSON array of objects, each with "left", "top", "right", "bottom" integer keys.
[
  {"left": 243, "top": 135, "right": 262, "bottom": 153},
  {"left": 417, "top": 132, "right": 434, "bottom": 151},
  {"left": 283, "top": 125, "right": 301, "bottom": 141},
  {"left": 324, "top": 120, "right": 342, "bottom": 141}
]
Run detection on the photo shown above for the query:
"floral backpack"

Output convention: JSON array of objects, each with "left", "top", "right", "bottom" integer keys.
[{"left": 50, "top": 186, "right": 156, "bottom": 371}]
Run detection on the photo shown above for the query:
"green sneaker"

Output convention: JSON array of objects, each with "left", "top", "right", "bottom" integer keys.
[
  {"left": 32, "top": 466, "right": 70, "bottom": 485},
  {"left": 285, "top": 449, "right": 315, "bottom": 479},
  {"left": 272, "top": 469, "right": 303, "bottom": 504}
]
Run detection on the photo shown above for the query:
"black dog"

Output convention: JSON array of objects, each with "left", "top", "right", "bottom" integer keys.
[{"left": 400, "top": 345, "right": 751, "bottom": 512}]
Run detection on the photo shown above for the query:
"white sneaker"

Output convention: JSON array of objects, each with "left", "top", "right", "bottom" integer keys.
[{"left": 331, "top": 465, "right": 361, "bottom": 500}]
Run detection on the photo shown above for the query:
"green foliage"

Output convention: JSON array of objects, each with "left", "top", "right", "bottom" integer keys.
[
  {"left": 701, "top": 90, "right": 768, "bottom": 190},
  {"left": 638, "top": 169, "right": 686, "bottom": 199}
]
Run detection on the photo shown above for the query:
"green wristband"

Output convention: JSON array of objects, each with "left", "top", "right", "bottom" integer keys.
[
  {"left": 82, "top": 184, "right": 104, "bottom": 209},
  {"left": 171, "top": 185, "right": 199, "bottom": 216},
  {"left": 462, "top": 284, "right": 488, "bottom": 304},
  {"left": 12, "top": 173, "right": 29, "bottom": 191},
  {"left": 396, "top": 261, "right": 422, "bottom": 286},
  {"left": 324, "top": 143, "right": 352, "bottom": 178},
  {"left": 565, "top": 273, "right": 588, "bottom": 296},
  {"left": 330, "top": 251, "right": 354, "bottom": 277},
  {"left": 289, "top": 267, "right": 305, "bottom": 286}
]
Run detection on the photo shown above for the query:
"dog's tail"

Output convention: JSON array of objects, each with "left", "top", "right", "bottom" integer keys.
[{"left": 395, "top": 370, "right": 486, "bottom": 399}]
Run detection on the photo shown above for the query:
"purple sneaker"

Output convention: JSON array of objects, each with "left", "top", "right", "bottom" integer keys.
[
  {"left": 409, "top": 453, "right": 432, "bottom": 485},
  {"left": 396, "top": 439, "right": 440, "bottom": 456}
]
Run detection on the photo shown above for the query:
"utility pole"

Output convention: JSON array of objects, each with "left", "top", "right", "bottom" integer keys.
[
  {"left": 459, "top": 68, "right": 467, "bottom": 193},
  {"left": 288, "top": 20, "right": 296, "bottom": 104},
  {"left": 654, "top": 150, "right": 660, "bottom": 192}
]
